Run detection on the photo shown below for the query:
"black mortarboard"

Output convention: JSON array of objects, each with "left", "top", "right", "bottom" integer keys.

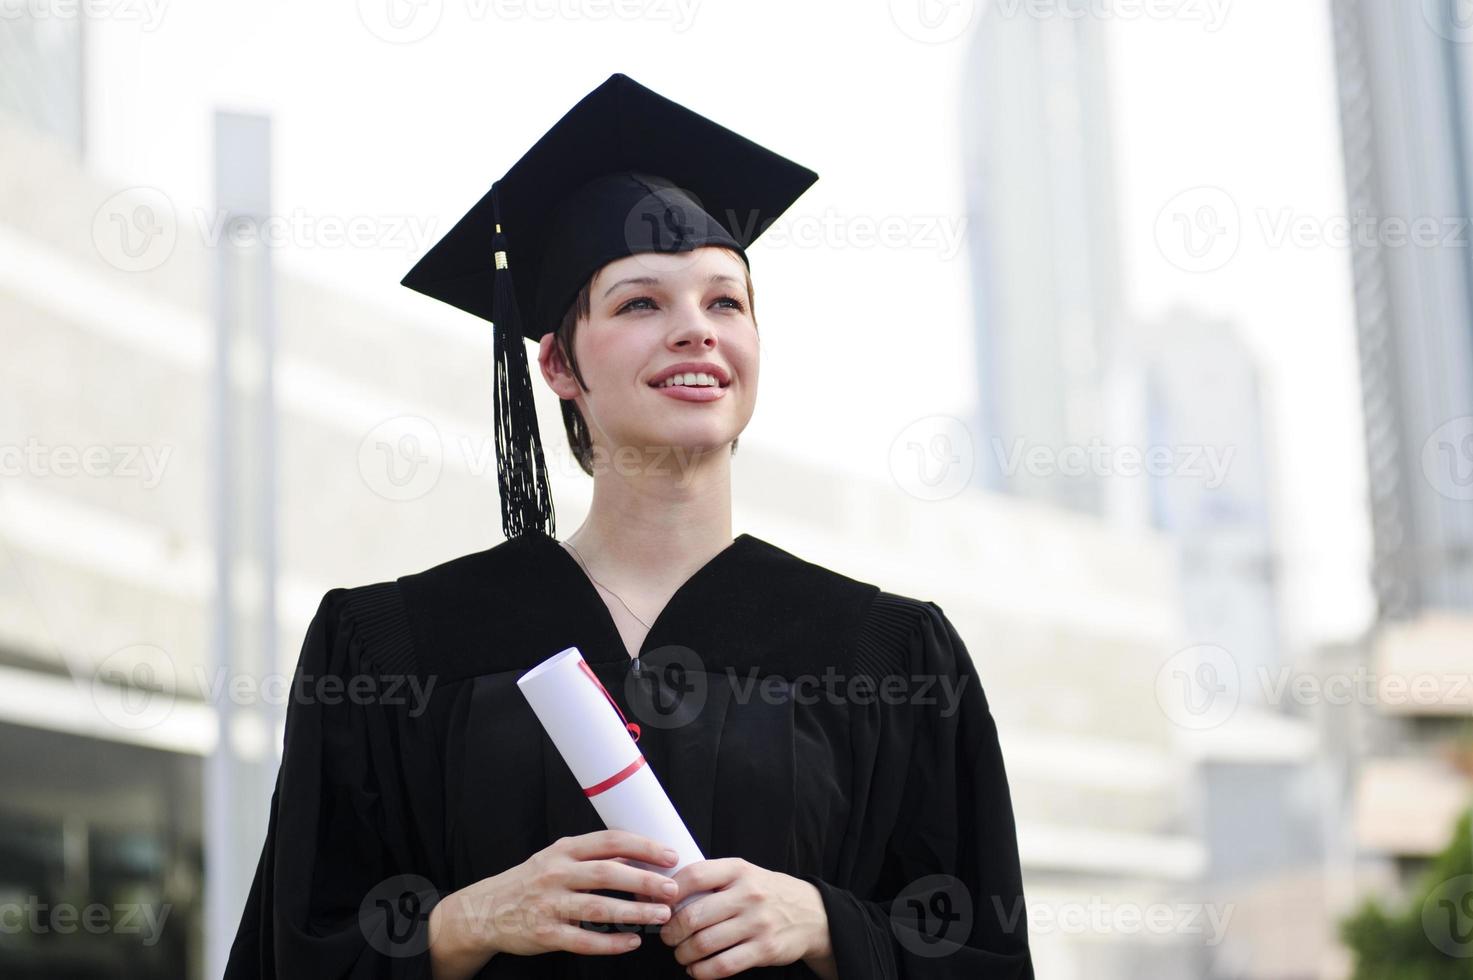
[{"left": 401, "top": 73, "right": 818, "bottom": 540}]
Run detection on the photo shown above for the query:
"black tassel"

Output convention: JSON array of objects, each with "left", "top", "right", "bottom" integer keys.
[{"left": 490, "top": 184, "right": 556, "bottom": 540}]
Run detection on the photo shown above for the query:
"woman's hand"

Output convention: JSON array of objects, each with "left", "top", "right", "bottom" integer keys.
[
  {"left": 657, "top": 858, "right": 836, "bottom": 980},
  {"left": 428, "top": 829, "right": 681, "bottom": 980}
]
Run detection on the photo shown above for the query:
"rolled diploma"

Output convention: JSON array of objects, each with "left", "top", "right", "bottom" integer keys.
[{"left": 517, "top": 645, "right": 711, "bottom": 912}]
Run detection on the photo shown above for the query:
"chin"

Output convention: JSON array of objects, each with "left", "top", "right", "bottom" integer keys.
[{"left": 640, "top": 425, "right": 738, "bottom": 460}]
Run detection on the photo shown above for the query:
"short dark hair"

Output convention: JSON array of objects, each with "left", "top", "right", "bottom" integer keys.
[{"left": 553, "top": 250, "right": 756, "bottom": 477}]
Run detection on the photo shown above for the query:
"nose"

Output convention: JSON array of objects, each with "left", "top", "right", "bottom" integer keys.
[{"left": 666, "top": 296, "right": 718, "bottom": 351}]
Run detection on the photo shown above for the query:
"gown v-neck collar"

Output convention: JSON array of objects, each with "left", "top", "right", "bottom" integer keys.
[{"left": 528, "top": 529, "right": 756, "bottom": 665}]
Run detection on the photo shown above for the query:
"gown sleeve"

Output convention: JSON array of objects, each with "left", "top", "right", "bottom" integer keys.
[
  {"left": 796, "top": 596, "right": 1034, "bottom": 980},
  {"left": 224, "top": 586, "right": 441, "bottom": 980}
]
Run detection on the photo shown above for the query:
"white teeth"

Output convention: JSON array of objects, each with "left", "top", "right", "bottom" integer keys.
[{"left": 658, "top": 372, "right": 720, "bottom": 388}]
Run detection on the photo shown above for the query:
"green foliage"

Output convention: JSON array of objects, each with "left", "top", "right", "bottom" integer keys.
[{"left": 1340, "top": 808, "right": 1473, "bottom": 979}]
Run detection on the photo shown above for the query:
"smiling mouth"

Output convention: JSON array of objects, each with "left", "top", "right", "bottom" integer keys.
[{"left": 650, "top": 372, "right": 729, "bottom": 390}]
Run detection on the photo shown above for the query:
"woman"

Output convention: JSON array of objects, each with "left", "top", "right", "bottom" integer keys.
[{"left": 224, "top": 73, "right": 1033, "bottom": 980}]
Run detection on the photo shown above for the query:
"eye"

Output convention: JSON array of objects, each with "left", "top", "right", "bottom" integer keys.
[
  {"left": 615, "top": 296, "right": 658, "bottom": 314},
  {"left": 713, "top": 294, "right": 747, "bottom": 313}
]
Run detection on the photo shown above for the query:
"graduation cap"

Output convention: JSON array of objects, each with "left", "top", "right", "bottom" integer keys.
[{"left": 401, "top": 72, "right": 818, "bottom": 541}]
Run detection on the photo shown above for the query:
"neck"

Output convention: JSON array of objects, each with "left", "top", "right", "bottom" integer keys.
[{"left": 562, "top": 443, "right": 735, "bottom": 592}]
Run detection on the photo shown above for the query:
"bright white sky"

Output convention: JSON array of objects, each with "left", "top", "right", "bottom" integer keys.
[{"left": 82, "top": 0, "right": 1374, "bottom": 652}]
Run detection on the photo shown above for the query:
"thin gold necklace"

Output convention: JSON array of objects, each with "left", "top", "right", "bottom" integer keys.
[{"left": 560, "top": 539, "right": 653, "bottom": 630}]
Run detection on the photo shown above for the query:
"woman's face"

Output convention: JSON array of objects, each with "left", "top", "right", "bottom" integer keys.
[{"left": 539, "top": 245, "right": 758, "bottom": 473}]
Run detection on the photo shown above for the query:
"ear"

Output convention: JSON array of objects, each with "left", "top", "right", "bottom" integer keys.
[{"left": 538, "top": 333, "right": 582, "bottom": 400}]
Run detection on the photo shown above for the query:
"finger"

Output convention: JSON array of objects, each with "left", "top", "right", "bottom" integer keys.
[
  {"left": 688, "top": 937, "right": 771, "bottom": 979},
  {"left": 661, "top": 890, "right": 743, "bottom": 949},
  {"left": 548, "top": 922, "right": 647, "bottom": 957},
  {"left": 671, "top": 858, "right": 745, "bottom": 898},
  {"left": 673, "top": 916, "right": 756, "bottom": 970},
  {"left": 566, "top": 859, "right": 682, "bottom": 900},
  {"left": 567, "top": 895, "right": 673, "bottom": 928},
  {"left": 564, "top": 830, "right": 680, "bottom": 867}
]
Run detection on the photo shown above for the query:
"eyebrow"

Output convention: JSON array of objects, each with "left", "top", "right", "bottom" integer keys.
[{"left": 601, "top": 273, "right": 743, "bottom": 299}]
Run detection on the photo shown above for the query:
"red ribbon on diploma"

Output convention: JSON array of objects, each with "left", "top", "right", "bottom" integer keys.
[{"left": 575, "top": 659, "right": 645, "bottom": 798}]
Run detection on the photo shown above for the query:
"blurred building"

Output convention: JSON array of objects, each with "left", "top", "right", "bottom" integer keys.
[
  {"left": 962, "top": 6, "right": 1334, "bottom": 976},
  {"left": 1139, "top": 308, "right": 1282, "bottom": 698},
  {"left": 1330, "top": 0, "right": 1473, "bottom": 619},
  {"left": 962, "top": 3, "right": 1127, "bottom": 517},
  {"left": 1327, "top": 0, "right": 1473, "bottom": 929}
]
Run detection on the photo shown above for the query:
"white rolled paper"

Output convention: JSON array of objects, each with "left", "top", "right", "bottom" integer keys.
[{"left": 518, "top": 646, "right": 710, "bottom": 912}]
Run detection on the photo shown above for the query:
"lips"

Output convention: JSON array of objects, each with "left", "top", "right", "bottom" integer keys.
[{"left": 647, "top": 362, "right": 731, "bottom": 388}]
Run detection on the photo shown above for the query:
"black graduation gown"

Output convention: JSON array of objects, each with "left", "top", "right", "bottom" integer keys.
[{"left": 223, "top": 529, "right": 1033, "bottom": 979}]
